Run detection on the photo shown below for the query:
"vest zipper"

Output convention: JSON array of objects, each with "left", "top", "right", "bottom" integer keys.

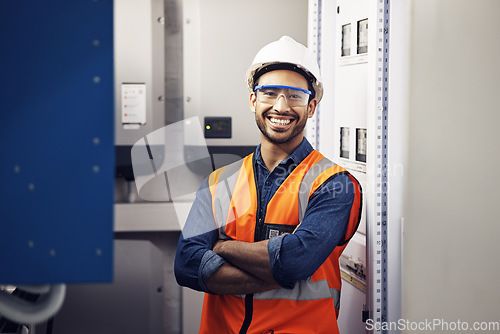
[
  {"left": 253, "top": 155, "right": 264, "bottom": 242},
  {"left": 238, "top": 293, "right": 254, "bottom": 334}
]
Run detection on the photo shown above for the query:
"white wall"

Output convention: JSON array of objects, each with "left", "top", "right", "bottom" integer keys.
[
  {"left": 403, "top": 0, "right": 500, "bottom": 331},
  {"left": 183, "top": 0, "right": 308, "bottom": 147}
]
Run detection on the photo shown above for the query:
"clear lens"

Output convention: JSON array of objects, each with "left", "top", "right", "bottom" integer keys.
[{"left": 256, "top": 86, "right": 309, "bottom": 107}]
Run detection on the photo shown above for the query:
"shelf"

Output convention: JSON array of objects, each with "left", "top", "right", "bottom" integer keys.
[{"left": 114, "top": 202, "right": 193, "bottom": 232}]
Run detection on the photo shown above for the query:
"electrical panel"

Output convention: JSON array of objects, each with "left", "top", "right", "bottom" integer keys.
[
  {"left": 114, "top": 0, "right": 165, "bottom": 145},
  {"left": 310, "top": 0, "right": 372, "bottom": 332},
  {"left": 335, "top": 0, "right": 369, "bottom": 174},
  {"left": 311, "top": 0, "right": 406, "bottom": 331},
  {"left": 114, "top": 0, "right": 167, "bottom": 183}
]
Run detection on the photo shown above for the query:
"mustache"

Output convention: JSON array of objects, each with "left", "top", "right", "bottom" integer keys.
[{"left": 263, "top": 111, "right": 298, "bottom": 119}]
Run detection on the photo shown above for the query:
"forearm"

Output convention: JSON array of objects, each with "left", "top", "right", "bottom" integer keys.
[
  {"left": 174, "top": 177, "right": 223, "bottom": 292},
  {"left": 212, "top": 239, "right": 275, "bottom": 283},
  {"left": 205, "top": 262, "right": 279, "bottom": 295}
]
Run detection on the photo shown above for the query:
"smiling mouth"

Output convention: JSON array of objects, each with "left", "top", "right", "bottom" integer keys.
[
  {"left": 269, "top": 117, "right": 292, "bottom": 125},
  {"left": 265, "top": 113, "right": 296, "bottom": 128}
]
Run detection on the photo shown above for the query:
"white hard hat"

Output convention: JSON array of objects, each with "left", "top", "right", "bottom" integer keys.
[{"left": 245, "top": 36, "right": 323, "bottom": 103}]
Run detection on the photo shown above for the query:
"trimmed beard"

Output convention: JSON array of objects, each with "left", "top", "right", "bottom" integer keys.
[{"left": 255, "top": 110, "right": 307, "bottom": 145}]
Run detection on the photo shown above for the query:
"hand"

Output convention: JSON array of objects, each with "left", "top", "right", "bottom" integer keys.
[
  {"left": 212, "top": 239, "right": 226, "bottom": 254},
  {"left": 210, "top": 239, "right": 275, "bottom": 284}
]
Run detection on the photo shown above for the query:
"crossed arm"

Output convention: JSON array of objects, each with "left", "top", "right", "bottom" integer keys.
[
  {"left": 174, "top": 174, "right": 356, "bottom": 295},
  {"left": 174, "top": 179, "right": 281, "bottom": 295},
  {"left": 205, "top": 239, "right": 279, "bottom": 295}
]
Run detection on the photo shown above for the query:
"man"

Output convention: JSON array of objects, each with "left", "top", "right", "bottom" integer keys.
[{"left": 175, "top": 36, "right": 362, "bottom": 334}]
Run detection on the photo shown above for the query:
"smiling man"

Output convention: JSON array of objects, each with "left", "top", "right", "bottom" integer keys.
[
  {"left": 175, "top": 36, "right": 363, "bottom": 334},
  {"left": 253, "top": 70, "right": 315, "bottom": 145}
]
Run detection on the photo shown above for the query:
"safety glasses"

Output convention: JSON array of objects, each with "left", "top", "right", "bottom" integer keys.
[{"left": 254, "top": 85, "right": 312, "bottom": 107}]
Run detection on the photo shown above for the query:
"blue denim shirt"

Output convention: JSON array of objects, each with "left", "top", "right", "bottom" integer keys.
[{"left": 174, "top": 138, "right": 356, "bottom": 292}]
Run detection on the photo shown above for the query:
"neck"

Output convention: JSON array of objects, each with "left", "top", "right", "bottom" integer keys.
[{"left": 260, "top": 134, "right": 303, "bottom": 172}]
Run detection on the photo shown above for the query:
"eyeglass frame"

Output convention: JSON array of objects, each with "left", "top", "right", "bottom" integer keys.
[{"left": 253, "top": 85, "right": 312, "bottom": 107}]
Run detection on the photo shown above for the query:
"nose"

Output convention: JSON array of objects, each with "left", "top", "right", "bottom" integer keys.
[{"left": 273, "top": 94, "right": 290, "bottom": 112}]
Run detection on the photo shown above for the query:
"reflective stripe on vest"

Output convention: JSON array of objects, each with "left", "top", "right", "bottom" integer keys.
[{"left": 251, "top": 278, "right": 341, "bottom": 309}]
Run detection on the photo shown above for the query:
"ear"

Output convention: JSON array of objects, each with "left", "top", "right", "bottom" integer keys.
[
  {"left": 307, "top": 99, "right": 318, "bottom": 118},
  {"left": 250, "top": 92, "right": 257, "bottom": 113}
]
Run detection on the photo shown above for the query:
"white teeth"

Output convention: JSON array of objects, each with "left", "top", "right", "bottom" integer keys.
[{"left": 269, "top": 118, "right": 291, "bottom": 125}]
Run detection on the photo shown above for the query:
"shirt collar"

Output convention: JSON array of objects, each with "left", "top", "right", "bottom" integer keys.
[{"left": 254, "top": 137, "right": 314, "bottom": 167}]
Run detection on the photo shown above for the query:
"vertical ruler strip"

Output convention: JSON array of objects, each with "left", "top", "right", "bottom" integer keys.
[
  {"left": 309, "top": 0, "right": 322, "bottom": 149},
  {"left": 315, "top": 0, "right": 322, "bottom": 149},
  {"left": 377, "top": 0, "right": 390, "bottom": 333},
  {"left": 373, "top": 0, "right": 390, "bottom": 333}
]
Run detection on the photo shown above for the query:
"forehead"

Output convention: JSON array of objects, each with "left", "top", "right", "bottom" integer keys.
[{"left": 257, "top": 70, "right": 309, "bottom": 89}]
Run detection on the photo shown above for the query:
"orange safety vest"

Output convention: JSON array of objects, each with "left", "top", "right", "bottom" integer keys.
[{"left": 201, "top": 150, "right": 362, "bottom": 334}]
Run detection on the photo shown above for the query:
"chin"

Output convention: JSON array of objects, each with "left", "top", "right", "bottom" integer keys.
[{"left": 263, "top": 129, "right": 302, "bottom": 145}]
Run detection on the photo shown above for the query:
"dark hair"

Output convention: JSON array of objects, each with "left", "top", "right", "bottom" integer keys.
[{"left": 253, "top": 63, "right": 316, "bottom": 101}]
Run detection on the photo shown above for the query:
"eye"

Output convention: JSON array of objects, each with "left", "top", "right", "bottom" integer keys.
[{"left": 261, "top": 90, "right": 277, "bottom": 97}]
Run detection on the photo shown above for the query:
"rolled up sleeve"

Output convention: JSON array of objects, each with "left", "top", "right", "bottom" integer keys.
[
  {"left": 174, "top": 178, "right": 226, "bottom": 293},
  {"left": 198, "top": 250, "right": 226, "bottom": 293}
]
